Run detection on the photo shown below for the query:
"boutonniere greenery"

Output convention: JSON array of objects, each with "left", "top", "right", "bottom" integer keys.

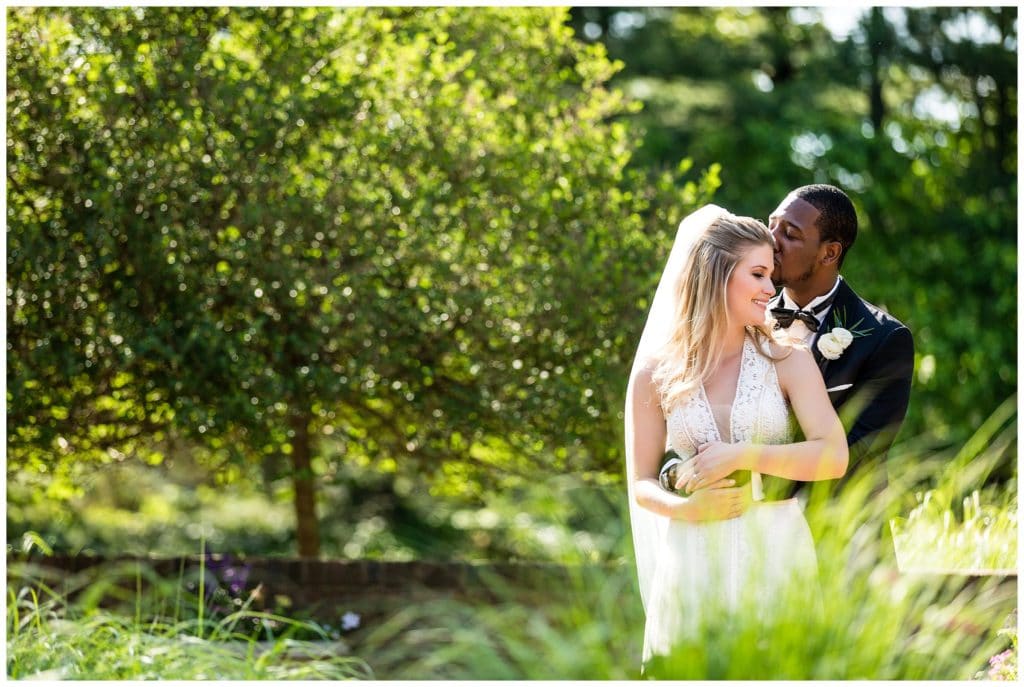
[{"left": 817, "top": 307, "right": 873, "bottom": 360}]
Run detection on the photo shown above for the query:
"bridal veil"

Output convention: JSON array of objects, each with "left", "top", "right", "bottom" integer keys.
[{"left": 624, "top": 203, "right": 729, "bottom": 611}]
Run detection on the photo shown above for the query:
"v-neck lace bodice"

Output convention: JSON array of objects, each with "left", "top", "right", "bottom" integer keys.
[
  {"left": 665, "top": 335, "right": 792, "bottom": 497},
  {"left": 700, "top": 334, "right": 750, "bottom": 444}
]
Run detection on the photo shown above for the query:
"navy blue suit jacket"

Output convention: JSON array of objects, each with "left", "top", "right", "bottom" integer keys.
[{"left": 767, "top": 278, "right": 914, "bottom": 495}]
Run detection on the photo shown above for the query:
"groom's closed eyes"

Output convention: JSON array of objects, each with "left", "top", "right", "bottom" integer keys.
[{"left": 770, "top": 218, "right": 803, "bottom": 241}]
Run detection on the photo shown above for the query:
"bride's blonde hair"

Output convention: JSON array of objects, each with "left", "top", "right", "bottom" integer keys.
[{"left": 652, "top": 213, "right": 780, "bottom": 411}]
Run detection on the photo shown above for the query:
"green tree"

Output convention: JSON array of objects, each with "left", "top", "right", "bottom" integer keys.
[
  {"left": 7, "top": 7, "right": 716, "bottom": 555},
  {"left": 838, "top": 7, "right": 1017, "bottom": 453},
  {"left": 571, "top": 6, "right": 1016, "bottom": 453}
]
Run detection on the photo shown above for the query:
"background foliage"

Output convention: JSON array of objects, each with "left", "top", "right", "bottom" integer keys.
[
  {"left": 569, "top": 6, "right": 1017, "bottom": 449},
  {"left": 7, "top": 6, "right": 713, "bottom": 555},
  {"left": 7, "top": 6, "right": 1017, "bottom": 559}
]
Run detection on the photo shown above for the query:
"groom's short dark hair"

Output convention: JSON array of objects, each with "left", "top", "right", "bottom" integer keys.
[{"left": 794, "top": 184, "right": 857, "bottom": 268}]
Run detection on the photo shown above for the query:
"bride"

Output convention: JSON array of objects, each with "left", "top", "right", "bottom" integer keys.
[{"left": 624, "top": 205, "right": 849, "bottom": 673}]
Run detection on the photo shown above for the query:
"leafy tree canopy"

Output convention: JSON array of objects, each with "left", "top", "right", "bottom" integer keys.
[{"left": 7, "top": 6, "right": 716, "bottom": 553}]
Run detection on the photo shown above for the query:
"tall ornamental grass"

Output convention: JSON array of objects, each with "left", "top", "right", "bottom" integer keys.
[
  {"left": 889, "top": 395, "right": 1017, "bottom": 573},
  {"left": 7, "top": 400, "right": 1015, "bottom": 679},
  {"left": 356, "top": 401, "right": 1016, "bottom": 679},
  {"left": 6, "top": 550, "right": 372, "bottom": 680},
  {"left": 356, "top": 502, "right": 1013, "bottom": 679}
]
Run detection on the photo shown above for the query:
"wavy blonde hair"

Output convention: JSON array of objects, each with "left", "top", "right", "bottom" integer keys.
[{"left": 652, "top": 213, "right": 781, "bottom": 412}]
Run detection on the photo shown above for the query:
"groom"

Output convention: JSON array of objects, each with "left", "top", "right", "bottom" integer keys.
[{"left": 661, "top": 184, "right": 914, "bottom": 495}]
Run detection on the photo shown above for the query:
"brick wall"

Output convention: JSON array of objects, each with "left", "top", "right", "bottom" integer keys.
[{"left": 7, "top": 554, "right": 624, "bottom": 621}]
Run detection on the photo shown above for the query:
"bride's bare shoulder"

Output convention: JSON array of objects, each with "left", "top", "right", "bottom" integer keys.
[
  {"left": 772, "top": 341, "right": 817, "bottom": 378},
  {"left": 637, "top": 354, "right": 664, "bottom": 373},
  {"left": 629, "top": 356, "right": 663, "bottom": 395}
]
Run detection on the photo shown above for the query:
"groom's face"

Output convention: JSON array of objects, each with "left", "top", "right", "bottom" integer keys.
[{"left": 768, "top": 194, "right": 822, "bottom": 289}]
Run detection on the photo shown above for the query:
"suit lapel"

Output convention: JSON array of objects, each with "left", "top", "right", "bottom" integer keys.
[
  {"left": 817, "top": 280, "right": 868, "bottom": 384},
  {"left": 815, "top": 283, "right": 846, "bottom": 379},
  {"left": 813, "top": 335, "right": 828, "bottom": 374}
]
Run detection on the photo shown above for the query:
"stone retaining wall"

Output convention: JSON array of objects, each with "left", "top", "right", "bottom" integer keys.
[
  {"left": 8, "top": 554, "right": 1015, "bottom": 629},
  {"left": 8, "top": 554, "right": 622, "bottom": 621}
]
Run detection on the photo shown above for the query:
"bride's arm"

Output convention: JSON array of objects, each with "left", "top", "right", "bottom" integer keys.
[
  {"left": 683, "top": 347, "right": 848, "bottom": 491},
  {"left": 745, "top": 347, "right": 848, "bottom": 481},
  {"left": 629, "top": 363, "right": 744, "bottom": 519},
  {"left": 629, "top": 364, "right": 677, "bottom": 516}
]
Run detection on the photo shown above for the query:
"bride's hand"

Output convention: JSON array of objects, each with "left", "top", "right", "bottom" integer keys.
[
  {"left": 680, "top": 441, "right": 749, "bottom": 494},
  {"left": 672, "top": 459, "right": 735, "bottom": 493},
  {"left": 673, "top": 485, "right": 749, "bottom": 522}
]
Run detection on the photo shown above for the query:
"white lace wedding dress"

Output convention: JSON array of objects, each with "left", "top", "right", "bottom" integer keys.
[{"left": 642, "top": 334, "right": 819, "bottom": 664}]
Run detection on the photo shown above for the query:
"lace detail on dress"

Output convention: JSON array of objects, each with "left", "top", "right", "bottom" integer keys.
[
  {"left": 667, "top": 334, "right": 791, "bottom": 457},
  {"left": 665, "top": 334, "right": 792, "bottom": 501},
  {"left": 666, "top": 386, "right": 719, "bottom": 460},
  {"left": 731, "top": 334, "right": 791, "bottom": 446}
]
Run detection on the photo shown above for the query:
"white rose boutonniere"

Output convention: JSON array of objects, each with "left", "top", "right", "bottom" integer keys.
[
  {"left": 831, "top": 327, "right": 854, "bottom": 347},
  {"left": 816, "top": 331, "right": 847, "bottom": 360},
  {"left": 817, "top": 309, "right": 872, "bottom": 361}
]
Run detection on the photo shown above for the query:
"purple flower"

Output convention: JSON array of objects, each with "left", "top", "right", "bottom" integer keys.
[
  {"left": 987, "top": 648, "right": 1017, "bottom": 681},
  {"left": 201, "top": 555, "right": 252, "bottom": 601}
]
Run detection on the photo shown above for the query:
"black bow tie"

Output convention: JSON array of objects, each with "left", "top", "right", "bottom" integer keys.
[{"left": 771, "top": 294, "right": 835, "bottom": 331}]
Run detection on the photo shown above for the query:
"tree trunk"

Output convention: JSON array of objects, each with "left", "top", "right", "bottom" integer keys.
[
  {"left": 867, "top": 7, "right": 887, "bottom": 133},
  {"left": 289, "top": 410, "right": 320, "bottom": 557},
  {"left": 763, "top": 8, "right": 795, "bottom": 84},
  {"left": 995, "top": 83, "right": 1012, "bottom": 179}
]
